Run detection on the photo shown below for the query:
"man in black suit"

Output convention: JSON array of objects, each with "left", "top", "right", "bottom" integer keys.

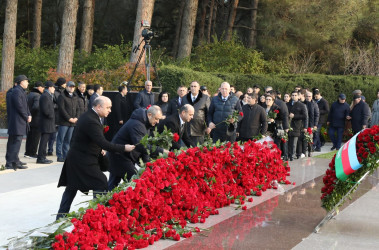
[
  {"left": 36, "top": 81, "right": 56, "bottom": 164},
  {"left": 166, "top": 86, "right": 187, "bottom": 116},
  {"left": 157, "top": 104, "right": 196, "bottom": 150},
  {"left": 56, "top": 96, "right": 135, "bottom": 220},
  {"left": 108, "top": 105, "right": 168, "bottom": 191},
  {"left": 5, "top": 75, "right": 31, "bottom": 170}
]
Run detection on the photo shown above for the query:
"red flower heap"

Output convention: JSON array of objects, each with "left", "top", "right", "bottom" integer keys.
[
  {"left": 321, "top": 125, "right": 379, "bottom": 211},
  {"left": 53, "top": 140, "right": 291, "bottom": 249}
]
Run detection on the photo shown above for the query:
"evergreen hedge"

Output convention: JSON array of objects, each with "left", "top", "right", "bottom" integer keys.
[{"left": 159, "top": 65, "right": 379, "bottom": 105}]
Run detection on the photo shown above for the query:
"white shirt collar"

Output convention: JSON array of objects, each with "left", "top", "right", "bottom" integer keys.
[{"left": 179, "top": 115, "right": 185, "bottom": 126}]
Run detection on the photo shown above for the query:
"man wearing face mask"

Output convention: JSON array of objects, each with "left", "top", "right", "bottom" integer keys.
[{"left": 108, "top": 105, "right": 169, "bottom": 190}]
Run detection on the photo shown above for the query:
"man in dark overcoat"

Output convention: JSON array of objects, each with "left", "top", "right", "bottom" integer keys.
[
  {"left": 133, "top": 80, "right": 155, "bottom": 109},
  {"left": 56, "top": 96, "right": 135, "bottom": 220},
  {"left": 5, "top": 75, "right": 31, "bottom": 170},
  {"left": 24, "top": 81, "right": 44, "bottom": 158},
  {"left": 182, "top": 81, "right": 210, "bottom": 145},
  {"left": 286, "top": 91, "right": 308, "bottom": 161},
  {"left": 348, "top": 94, "right": 371, "bottom": 134},
  {"left": 157, "top": 104, "right": 196, "bottom": 150},
  {"left": 166, "top": 86, "right": 187, "bottom": 116},
  {"left": 75, "top": 81, "right": 88, "bottom": 118},
  {"left": 236, "top": 93, "right": 267, "bottom": 142},
  {"left": 108, "top": 105, "right": 168, "bottom": 191},
  {"left": 36, "top": 81, "right": 56, "bottom": 164},
  {"left": 113, "top": 84, "right": 129, "bottom": 133}
]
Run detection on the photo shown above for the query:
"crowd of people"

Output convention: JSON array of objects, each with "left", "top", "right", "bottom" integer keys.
[{"left": 4, "top": 75, "right": 379, "bottom": 218}]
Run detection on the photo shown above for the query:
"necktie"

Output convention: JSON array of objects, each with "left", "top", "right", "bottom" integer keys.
[
  {"left": 192, "top": 97, "right": 196, "bottom": 102},
  {"left": 180, "top": 124, "right": 184, "bottom": 134}
]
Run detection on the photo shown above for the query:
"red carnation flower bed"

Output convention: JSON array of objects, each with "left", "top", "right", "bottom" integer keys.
[{"left": 53, "top": 140, "right": 291, "bottom": 249}]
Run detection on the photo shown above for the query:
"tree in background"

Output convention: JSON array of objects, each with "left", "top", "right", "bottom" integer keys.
[
  {"left": 1, "top": 0, "right": 18, "bottom": 91},
  {"left": 32, "top": 0, "right": 42, "bottom": 49},
  {"left": 177, "top": 0, "right": 199, "bottom": 60},
  {"left": 57, "top": 0, "right": 79, "bottom": 76},
  {"left": 80, "top": 0, "right": 95, "bottom": 54},
  {"left": 130, "top": 0, "right": 155, "bottom": 64}
]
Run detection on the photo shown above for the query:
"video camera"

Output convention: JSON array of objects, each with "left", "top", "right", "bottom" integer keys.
[{"left": 141, "top": 20, "right": 156, "bottom": 42}]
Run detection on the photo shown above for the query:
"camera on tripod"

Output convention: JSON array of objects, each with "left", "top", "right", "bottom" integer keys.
[{"left": 141, "top": 20, "right": 155, "bottom": 43}]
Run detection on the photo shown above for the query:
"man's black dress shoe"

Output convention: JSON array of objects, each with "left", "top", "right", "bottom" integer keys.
[
  {"left": 18, "top": 161, "right": 27, "bottom": 165},
  {"left": 37, "top": 159, "right": 53, "bottom": 164},
  {"left": 331, "top": 146, "right": 336, "bottom": 150}
]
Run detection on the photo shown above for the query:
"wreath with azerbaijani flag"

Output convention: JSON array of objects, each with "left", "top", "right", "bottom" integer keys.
[{"left": 321, "top": 125, "right": 379, "bottom": 211}]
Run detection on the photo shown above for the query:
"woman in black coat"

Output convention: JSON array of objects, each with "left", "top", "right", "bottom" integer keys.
[{"left": 155, "top": 91, "right": 170, "bottom": 118}]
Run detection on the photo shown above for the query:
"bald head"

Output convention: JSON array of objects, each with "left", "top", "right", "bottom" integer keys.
[{"left": 93, "top": 96, "right": 112, "bottom": 118}]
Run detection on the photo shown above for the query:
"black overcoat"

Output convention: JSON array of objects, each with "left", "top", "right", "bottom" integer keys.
[
  {"left": 108, "top": 108, "right": 164, "bottom": 177},
  {"left": 157, "top": 114, "right": 195, "bottom": 150},
  {"left": 182, "top": 91, "right": 210, "bottom": 136},
  {"left": 27, "top": 88, "right": 42, "bottom": 128},
  {"left": 39, "top": 91, "right": 56, "bottom": 133},
  {"left": 58, "top": 109, "right": 125, "bottom": 192},
  {"left": 8, "top": 85, "right": 31, "bottom": 136}
]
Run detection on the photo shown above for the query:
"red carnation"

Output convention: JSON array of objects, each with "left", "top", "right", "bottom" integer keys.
[
  {"left": 239, "top": 112, "right": 244, "bottom": 117},
  {"left": 307, "top": 127, "right": 312, "bottom": 134},
  {"left": 274, "top": 110, "right": 279, "bottom": 114},
  {"left": 103, "top": 125, "right": 109, "bottom": 134},
  {"left": 146, "top": 104, "right": 151, "bottom": 110},
  {"left": 173, "top": 133, "right": 180, "bottom": 142}
]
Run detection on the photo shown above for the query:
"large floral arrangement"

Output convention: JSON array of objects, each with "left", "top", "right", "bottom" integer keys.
[
  {"left": 321, "top": 125, "right": 379, "bottom": 211},
  {"left": 50, "top": 140, "right": 291, "bottom": 249}
]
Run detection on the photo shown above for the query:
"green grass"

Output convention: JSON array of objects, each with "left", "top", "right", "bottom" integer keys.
[{"left": 314, "top": 151, "right": 337, "bottom": 159}]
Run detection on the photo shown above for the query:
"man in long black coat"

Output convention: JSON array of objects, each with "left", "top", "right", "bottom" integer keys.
[
  {"left": 5, "top": 75, "right": 31, "bottom": 170},
  {"left": 24, "top": 81, "right": 44, "bottom": 158},
  {"left": 348, "top": 94, "right": 371, "bottom": 134},
  {"left": 36, "top": 81, "right": 56, "bottom": 164},
  {"left": 56, "top": 96, "right": 135, "bottom": 220},
  {"left": 286, "top": 91, "right": 308, "bottom": 161},
  {"left": 108, "top": 105, "right": 168, "bottom": 191},
  {"left": 157, "top": 104, "right": 196, "bottom": 150}
]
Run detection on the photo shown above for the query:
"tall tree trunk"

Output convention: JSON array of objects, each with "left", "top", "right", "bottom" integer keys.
[
  {"left": 80, "top": 0, "right": 95, "bottom": 54},
  {"left": 130, "top": 0, "right": 155, "bottom": 64},
  {"left": 198, "top": 0, "right": 208, "bottom": 44},
  {"left": 206, "top": 0, "right": 214, "bottom": 43},
  {"left": 172, "top": 0, "right": 185, "bottom": 58},
  {"left": 248, "top": 0, "right": 258, "bottom": 48},
  {"left": 1, "top": 0, "right": 18, "bottom": 92},
  {"left": 57, "top": 0, "right": 79, "bottom": 76},
  {"left": 177, "top": 0, "right": 199, "bottom": 60},
  {"left": 225, "top": 0, "right": 239, "bottom": 41},
  {"left": 32, "top": 0, "right": 42, "bottom": 49},
  {"left": 211, "top": 1, "right": 217, "bottom": 40}
]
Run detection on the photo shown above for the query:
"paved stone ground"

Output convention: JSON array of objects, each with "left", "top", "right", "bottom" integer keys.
[{"left": 0, "top": 137, "right": 378, "bottom": 249}]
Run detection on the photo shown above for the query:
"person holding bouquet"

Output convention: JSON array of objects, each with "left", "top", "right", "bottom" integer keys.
[
  {"left": 236, "top": 93, "right": 267, "bottom": 142},
  {"left": 264, "top": 94, "right": 288, "bottom": 159}
]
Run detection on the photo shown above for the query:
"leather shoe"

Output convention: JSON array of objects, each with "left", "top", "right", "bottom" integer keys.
[
  {"left": 289, "top": 157, "right": 293, "bottom": 161},
  {"left": 13, "top": 163, "right": 28, "bottom": 170},
  {"left": 314, "top": 148, "right": 321, "bottom": 152},
  {"left": 47, "top": 152, "right": 53, "bottom": 156},
  {"left": 18, "top": 161, "right": 27, "bottom": 166},
  {"left": 57, "top": 158, "right": 65, "bottom": 162},
  {"left": 5, "top": 164, "right": 16, "bottom": 171},
  {"left": 331, "top": 146, "right": 336, "bottom": 150},
  {"left": 37, "top": 159, "right": 53, "bottom": 164}
]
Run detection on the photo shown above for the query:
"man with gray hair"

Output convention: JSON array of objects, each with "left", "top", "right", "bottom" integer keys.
[
  {"left": 208, "top": 82, "right": 242, "bottom": 143},
  {"left": 134, "top": 80, "right": 155, "bottom": 109},
  {"left": 108, "top": 105, "right": 169, "bottom": 190}
]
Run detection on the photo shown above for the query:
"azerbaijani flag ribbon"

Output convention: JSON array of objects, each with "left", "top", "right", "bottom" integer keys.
[{"left": 335, "top": 131, "right": 363, "bottom": 181}]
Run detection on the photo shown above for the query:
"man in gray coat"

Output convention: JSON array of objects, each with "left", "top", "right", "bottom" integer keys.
[
  {"left": 182, "top": 81, "right": 210, "bottom": 145},
  {"left": 208, "top": 82, "right": 242, "bottom": 143}
]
